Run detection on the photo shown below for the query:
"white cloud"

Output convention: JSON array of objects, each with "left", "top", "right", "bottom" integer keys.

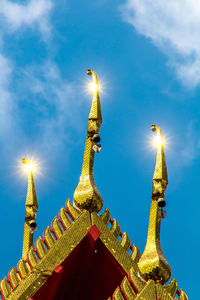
[
  {"left": 0, "top": 0, "right": 53, "bottom": 39},
  {"left": 121, "top": 0, "right": 200, "bottom": 87},
  {"left": 0, "top": 53, "right": 14, "bottom": 134},
  {"left": 180, "top": 120, "right": 200, "bottom": 165},
  {"left": 0, "top": 0, "right": 54, "bottom": 143},
  {"left": 17, "top": 61, "right": 84, "bottom": 154}
]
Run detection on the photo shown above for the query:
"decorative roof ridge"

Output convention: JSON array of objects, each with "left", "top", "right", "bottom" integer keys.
[
  {"left": 0, "top": 202, "right": 142, "bottom": 299},
  {"left": 0, "top": 200, "right": 185, "bottom": 300},
  {"left": 0, "top": 198, "right": 81, "bottom": 300},
  {"left": 99, "top": 207, "right": 188, "bottom": 299},
  {"left": 108, "top": 267, "right": 188, "bottom": 300},
  {"left": 99, "top": 207, "right": 141, "bottom": 265}
]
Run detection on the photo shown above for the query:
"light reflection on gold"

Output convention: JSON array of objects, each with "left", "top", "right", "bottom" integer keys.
[
  {"left": 147, "top": 129, "right": 169, "bottom": 152},
  {"left": 22, "top": 158, "right": 35, "bottom": 173},
  {"left": 20, "top": 156, "right": 40, "bottom": 176},
  {"left": 88, "top": 81, "right": 99, "bottom": 93},
  {"left": 84, "top": 73, "right": 104, "bottom": 97},
  {"left": 153, "top": 134, "right": 163, "bottom": 148}
]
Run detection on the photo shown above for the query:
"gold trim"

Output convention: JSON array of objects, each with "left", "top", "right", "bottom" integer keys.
[
  {"left": 138, "top": 125, "right": 171, "bottom": 284},
  {"left": 22, "top": 158, "right": 38, "bottom": 260},
  {"left": 73, "top": 69, "right": 103, "bottom": 212}
]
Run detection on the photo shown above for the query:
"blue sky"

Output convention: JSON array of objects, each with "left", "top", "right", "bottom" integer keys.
[{"left": 0, "top": 0, "right": 198, "bottom": 298}]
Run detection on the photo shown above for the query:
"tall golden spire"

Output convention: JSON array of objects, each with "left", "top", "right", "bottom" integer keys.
[
  {"left": 22, "top": 158, "right": 38, "bottom": 260},
  {"left": 73, "top": 69, "right": 103, "bottom": 212},
  {"left": 138, "top": 125, "right": 171, "bottom": 284}
]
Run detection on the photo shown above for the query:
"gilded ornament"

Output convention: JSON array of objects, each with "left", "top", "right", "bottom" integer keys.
[
  {"left": 138, "top": 125, "right": 171, "bottom": 284},
  {"left": 73, "top": 69, "right": 103, "bottom": 212},
  {"left": 22, "top": 158, "right": 38, "bottom": 260}
]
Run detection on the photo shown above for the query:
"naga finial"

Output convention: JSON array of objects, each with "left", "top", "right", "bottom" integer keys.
[
  {"left": 22, "top": 158, "right": 38, "bottom": 260},
  {"left": 138, "top": 125, "right": 171, "bottom": 284},
  {"left": 73, "top": 69, "right": 103, "bottom": 212}
]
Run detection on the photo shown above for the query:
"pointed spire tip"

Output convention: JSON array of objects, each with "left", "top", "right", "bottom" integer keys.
[
  {"left": 87, "top": 68, "right": 92, "bottom": 75},
  {"left": 151, "top": 124, "right": 156, "bottom": 132}
]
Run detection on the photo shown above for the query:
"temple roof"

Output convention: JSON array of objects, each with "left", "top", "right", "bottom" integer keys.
[
  {"left": 0, "top": 70, "right": 189, "bottom": 300},
  {"left": 0, "top": 199, "right": 187, "bottom": 300}
]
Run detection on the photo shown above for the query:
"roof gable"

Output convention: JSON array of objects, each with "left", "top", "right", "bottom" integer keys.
[{"left": 0, "top": 199, "right": 188, "bottom": 300}]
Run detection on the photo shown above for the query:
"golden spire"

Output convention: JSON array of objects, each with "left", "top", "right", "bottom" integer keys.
[
  {"left": 138, "top": 125, "right": 171, "bottom": 284},
  {"left": 22, "top": 158, "right": 38, "bottom": 260},
  {"left": 73, "top": 69, "right": 103, "bottom": 212}
]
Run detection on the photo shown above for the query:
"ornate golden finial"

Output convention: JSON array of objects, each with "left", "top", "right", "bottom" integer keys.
[
  {"left": 22, "top": 158, "right": 38, "bottom": 260},
  {"left": 138, "top": 125, "right": 171, "bottom": 284},
  {"left": 73, "top": 69, "right": 103, "bottom": 212}
]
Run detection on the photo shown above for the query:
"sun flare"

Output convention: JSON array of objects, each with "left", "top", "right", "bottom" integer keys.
[
  {"left": 22, "top": 157, "right": 37, "bottom": 174},
  {"left": 88, "top": 82, "right": 99, "bottom": 93}
]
